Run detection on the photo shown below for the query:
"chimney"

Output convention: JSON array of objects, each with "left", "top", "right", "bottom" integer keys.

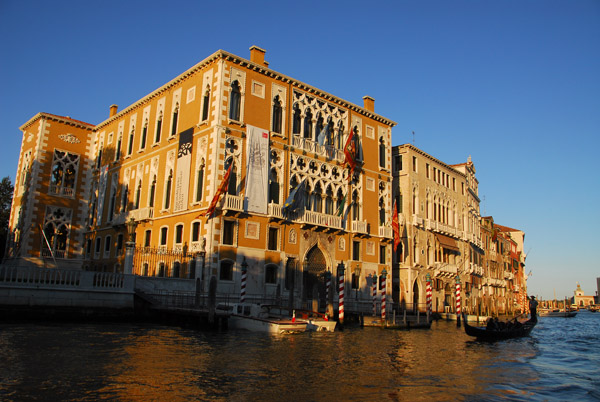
[
  {"left": 109, "top": 104, "right": 118, "bottom": 118},
  {"left": 363, "top": 96, "right": 375, "bottom": 112},
  {"left": 249, "top": 46, "right": 268, "bottom": 67}
]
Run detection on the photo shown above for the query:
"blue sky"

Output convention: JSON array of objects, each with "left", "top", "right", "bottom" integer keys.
[{"left": 1, "top": 0, "right": 598, "bottom": 300}]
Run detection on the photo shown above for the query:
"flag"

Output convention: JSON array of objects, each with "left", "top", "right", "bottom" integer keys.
[
  {"left": 205, "top": 163, "right": 233, "bottom": 218},
  {"left": 344, "top": 128, "right": 357, "bottom": 174},
  {"left": 282, "top": 179, "right": 306, "bottom": 217},
  {"left": 317, "top": 124, "right": 329, "bottom": 146},
  {"left": 336, "top": 193, "right": 347, "bottom": 217},
  {"left": 392, "top": 200, "right": 401, "bottom": 252}
]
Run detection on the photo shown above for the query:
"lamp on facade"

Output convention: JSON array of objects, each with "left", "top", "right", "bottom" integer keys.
[{"left": 126, "top": 217, "right": 138, "bottom": 244}]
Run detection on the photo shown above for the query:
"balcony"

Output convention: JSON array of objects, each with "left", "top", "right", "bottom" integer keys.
[
  {"left": 352, "top": 220, "right": 368, "bottom": 235},
  {"left": 433, "top": 262, "right": 458, "bottom": 278},
  {"left": 412, "top": 216, "right": 424, "bottom": 227},
  {"left": 268, "top": 203, "right": 284, "bottom": 220},
  {"left": 223, "top": 194, "right": 244, "bottom": 213},
  {"left": 128, "top": 207, "right": 154, "bottom": 222},
  {"left": 292, "top": 136, "right": 345, "bottom": 162},
  {"left": 426, "top": 219, "right": 458, "bottom": 237},
  {"left": 48, "top": 184, "right": 75, "bottom": 198},
  {"left": 379, "top": 226, "right": 392, "bottom": 238},
  {"left": 297, "top": 210, "right": 343, "bottom": 230}
]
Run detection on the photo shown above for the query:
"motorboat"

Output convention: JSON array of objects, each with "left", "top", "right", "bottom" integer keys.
[
  {"left": 294, "top": 309, "right": 337, "bottom": 332},
  {"left": 538, "top": 308, "right": 577, "bottom": 318},
  {"left": 217, "top": 303, "right": 307, "bottom": 334}
]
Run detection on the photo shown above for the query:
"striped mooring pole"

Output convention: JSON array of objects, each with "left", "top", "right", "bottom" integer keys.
[
  {"left": 240, "top": 258, "right": 248, "bottom": 303},
  {"left": 455, "top": 275, "right": 462, "bottom": 327},
  {"left": 372, "top": 273, "right": 378, "bottom": 316},
  {"left": 338, "top": 262, "right": 345, "bottom": 324},
  {"left": 426, "top": 273, "right": 432, "bottom": 317},
  {"left": 381, "top": 268, "right": 387, "bottom": 321}
]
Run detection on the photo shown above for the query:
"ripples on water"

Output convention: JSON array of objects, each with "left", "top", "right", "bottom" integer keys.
[{"left": 1, "top": 313, "right": 599, "bottom": 401}]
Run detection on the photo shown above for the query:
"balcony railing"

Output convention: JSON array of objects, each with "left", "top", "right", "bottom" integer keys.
[
  {"left": 412, "top": 216, "right": 424, "bottom": 227},
  {"left": 48, "top": 184, "right": 75, "bottom": 198},
  {"left": 352, "top": 220, "right": 368, "bottom": 235},
  {"left": 433, "top": 262, "right": 458, "bottom": 277},
  {"left": 297, "top": 210, "right": 343, "bottom": 230},
  {"left": 223, "top": 194, "right": 244, "bottom": 212},
  {"left": 379, "top": 226, "right": 392, "bottom": 238},
  {"left": 128, "top": 207, "right": 154, "bottom": 222},
  {"left": 291, "top": 136, "right": 345, "bottom": 162}
]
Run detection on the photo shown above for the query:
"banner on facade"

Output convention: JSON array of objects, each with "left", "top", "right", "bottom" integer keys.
[
  {"left": 174, "top": 127, "right": 193, "bottom": 212},
  {"left": 244, "top": 125, "right": 269, "bottom": 214},
  {"left": 96, "top": 165, "right": 108, "bottom": 225}
]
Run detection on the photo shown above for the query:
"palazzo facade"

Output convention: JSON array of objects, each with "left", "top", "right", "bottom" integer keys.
[{"left": 7, "top": 47, "right": 396, "bottom": 310}]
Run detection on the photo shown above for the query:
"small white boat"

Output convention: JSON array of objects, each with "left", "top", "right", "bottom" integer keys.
[
  {"left": 539, "top": 308, "right": 577, "bottom": 318},
  {"left": 218, "top": 303, "right": 307, "bottom": 334},
  {"left": 295, "top": 309, "right": 337, "bottom": 332}
]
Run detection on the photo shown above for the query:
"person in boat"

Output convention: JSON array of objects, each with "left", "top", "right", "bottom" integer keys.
[
  {"left": 486, "top": 317, "right": 500, "bottom": 331},
  {"left": 528, "top": 295, "right": 538, "bottom": 322}
]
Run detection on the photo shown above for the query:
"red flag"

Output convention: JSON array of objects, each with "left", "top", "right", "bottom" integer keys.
[
  {"left": 343, "top": 128, "right": 356, "bottom": 174},
  {"left": 205, "top": 163, "right": 233, "bottom": 218},
  {"left": 392, "top": 200, "right": 401, "bottom": 252}
]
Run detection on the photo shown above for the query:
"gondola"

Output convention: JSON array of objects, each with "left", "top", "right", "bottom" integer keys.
[{"left": 462, "top": 313, "right": 536, "bottom": 341}]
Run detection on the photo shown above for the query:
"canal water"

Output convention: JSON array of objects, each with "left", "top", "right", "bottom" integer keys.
[{"left": 1, "top": 312, "right": 598, "bottom": 401}]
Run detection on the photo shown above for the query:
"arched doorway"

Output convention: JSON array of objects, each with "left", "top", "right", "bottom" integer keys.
[
  {"left": 412, "top": 280, "right": 419, "bottom": 313},
  {"left": 304, "top": 246, "right": 327, "bottom": 311}
]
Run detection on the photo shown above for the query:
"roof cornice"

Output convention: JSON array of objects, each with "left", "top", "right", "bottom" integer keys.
[
  {"left": 95, "top": 49, "right": 397, "bottom": 131},
  {"left": 20, "top": 112, "right": 94, "bottom": 131}
]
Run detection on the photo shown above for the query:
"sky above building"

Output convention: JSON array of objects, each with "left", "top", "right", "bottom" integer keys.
[{"left": 0, "top": 0, "right": 598, "bottom": 300}]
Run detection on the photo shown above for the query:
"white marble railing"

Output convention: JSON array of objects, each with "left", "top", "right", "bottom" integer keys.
[
  {"left": 379, "top": 226, "right": 392, "bottom": 238},
  {"left": 291, "top": 136, "right": 345, "bottom": 162},
  {"left": 224, "top": 194, "right": 244, "bottom": 212},
  {"left": 0, "top": 266, "right": 133, "bottom": 291},
  {"left": 352, "top": 220, "right": 368, "bottom": 234}
]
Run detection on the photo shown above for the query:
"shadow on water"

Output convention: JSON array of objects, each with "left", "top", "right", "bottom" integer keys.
[{"left": 0, "top": 314, "right": 598, "bottom": 401}]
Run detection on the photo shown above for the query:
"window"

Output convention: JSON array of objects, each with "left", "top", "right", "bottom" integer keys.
[
  {"left": 96, "top": 147, "right": 102, "bottom": 169},
  {"left": 155, "top": 113, "right": 163, "bottom": 144},
  {"left": 172, "top": 261, "right": 180, "bottom": 278},
  {"left": 171, "top": 104, "right": 179, "bottom": 136},
  {"left": 134, "top": 181, "right": 142, "bottom": 209},
  {"left": 219, "top": 260, "right": 233, "bottom": 281},
  {"left": 272, "top": 95, "right": 282, "bottom": 134},
  {"left": 149, "top": 176, "right": 156, "bottom": 207},
  {"left": 121, "top": 185, "right": 129, "bottom": 212},
  {"left": 222, "top": 220, "right": 235, "bottom": 245},
  {"left": 164, "top": 170, "right": 173, "bottom": 209},
  {"left": 116, "top": 234, "right": 123, "bottom": 255},
  {"left": 379, "top": 137, "right": 386, "bottom": 168},
  {"left": 265, "top": 264, "right": 277, "bottom": 284},
  {"left": 202, "top": 86, "right": 210, "bottom": 121},
  {"left": 303, "top": 109, "right": 313, "bottom": 139},
  {"left": 227, "top": 164, "right": 237, "bottom": 196},
  {"left": 104, "top": 235, "right": 111, "bottom": 255},
  {"left": 192, "top": 221, "right": 200, "bottom": 243},
  {"left": 49, "top": 150, "right": 80, "bottom": 197},
  {"left": 352, "top": 240, "right": 360, "bottom": 261},
  {"left": 127, "top": 128, "right": 134, "bottom": 156},
  {"left": 95, "top": 237, "right": 101, "bottom": 254},
  {"left": 195, "top": 162, "right": 204, "bottom": 202},
  {"left": 268, "top": 227, "right": 279, "bottom": 251},
  {"left": 292, "top": 104, "right": 301, "bottom": 134},
  {"left": 285, "top": 258, "right": 295, "bottom": 290},
  {"left": 380, "top": 245, "right": 386, "bottom": 264},
  {"left": 412, "top": 156, "right": 417, "bottom": 172},
  {"left": 229, "top": 81, "right": 241, "bottom": 121},
  {"left": 160, "top": 227, "right": 168, "bottom": 246},
  {"left": 175, "top": 224, "right": 183, "bottom": 245},
  {"left": 379, "top": 198, "right": 385, "bottom": 225},
  {"left": 115, "top": 135, "right": 122, "bottom": 161},
  {"left": 268, "top": 168, "right": 279, "bottom": 204},
  {"left": 325, "top": 186, "right": 334, "bottom": 215},
  {"left": 140, "top": 120, "right": 148, "bottom": 149},
  {"left": 351, "top": 190, "right": 360, "bottom": 221},
  {"left": 426, "top": 164, "right": 430, "bottom": 179},
  {"left": 144, "top": 230, "right": 151, "bottom": 247}
]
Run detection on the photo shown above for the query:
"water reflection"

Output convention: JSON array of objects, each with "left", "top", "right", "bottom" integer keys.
[{"left": 0, "top": 314, "right": 598, "bottom": 401}]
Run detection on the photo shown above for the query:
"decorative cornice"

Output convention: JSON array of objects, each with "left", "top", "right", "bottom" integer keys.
[
  {"left": 59, "top": 134, "right": 81, "bottom": 144},
  {"left": 20, "top": 112, "right": 94, "bottom": 131}
]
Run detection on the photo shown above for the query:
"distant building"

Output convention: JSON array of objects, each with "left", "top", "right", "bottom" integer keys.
[{"left": 573, "top": 283, "right": 594, "bottom": 307}]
